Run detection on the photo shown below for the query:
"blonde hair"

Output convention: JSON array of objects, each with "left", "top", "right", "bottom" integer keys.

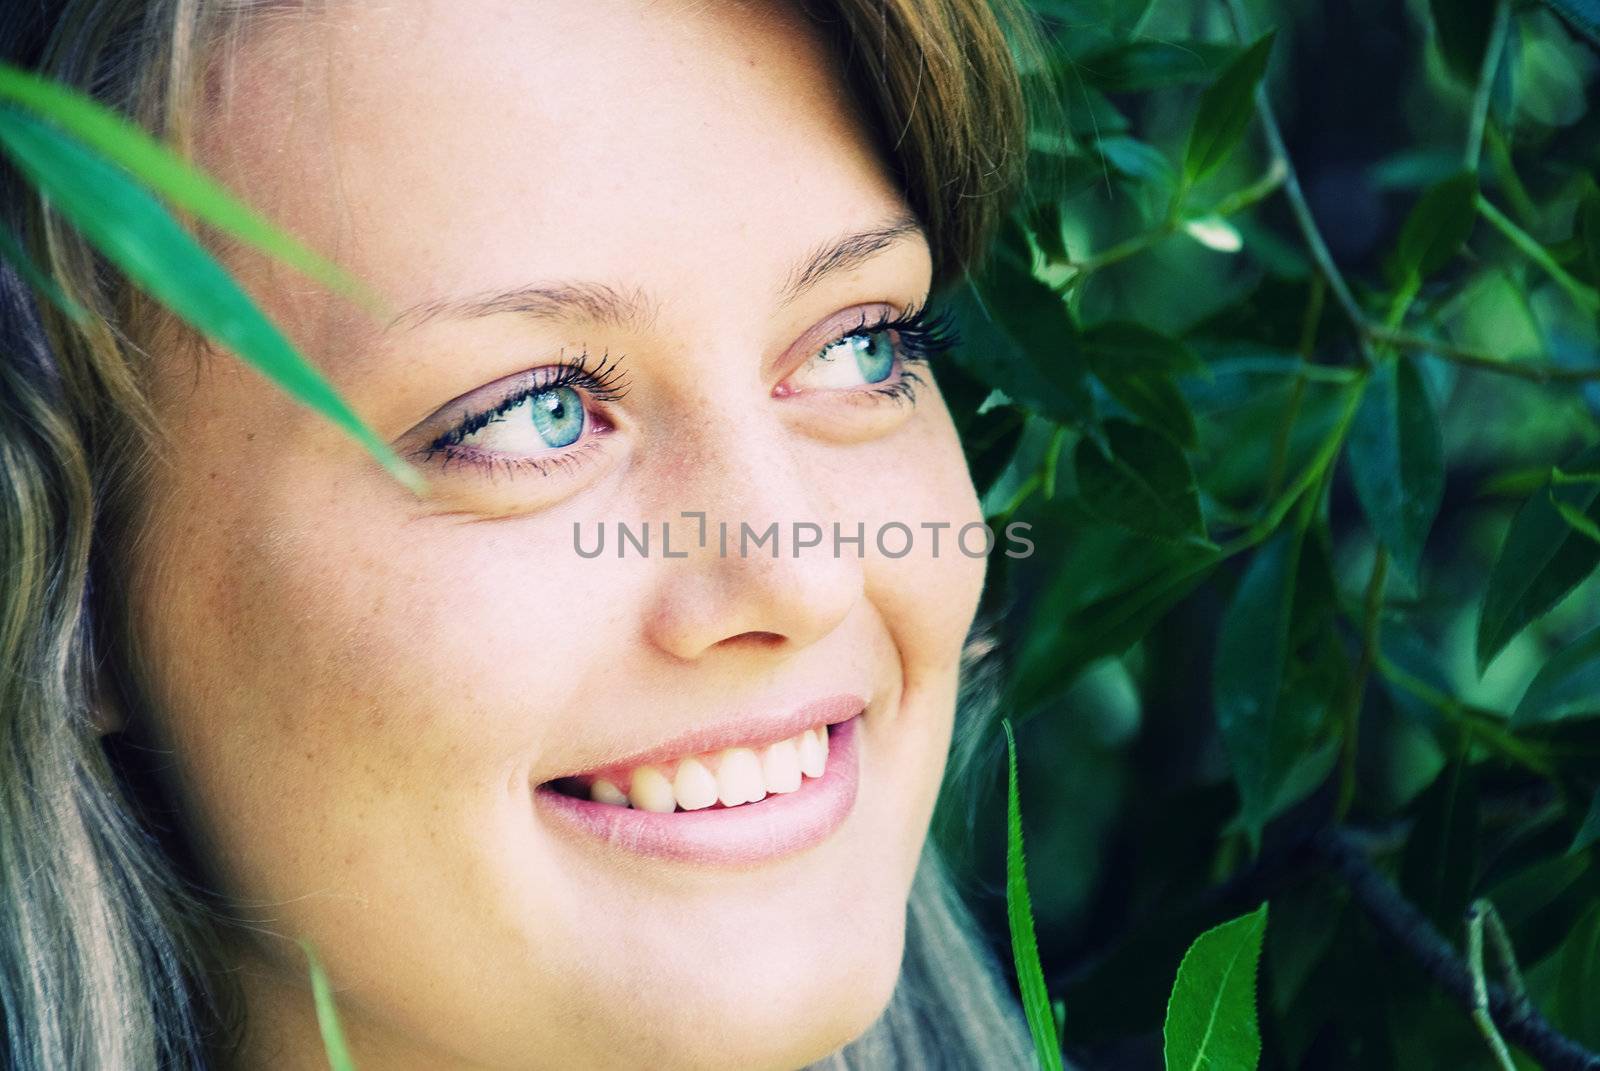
[{"left": 0, "top": 2, "right": 1041, "bottom": 1066}]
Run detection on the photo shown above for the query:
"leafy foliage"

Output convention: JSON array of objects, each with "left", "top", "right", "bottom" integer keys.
[{"left": 950, "top": 1, "right": 1600, "bottom": 1067}]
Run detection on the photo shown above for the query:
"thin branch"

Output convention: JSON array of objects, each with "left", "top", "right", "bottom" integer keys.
[
  {"left": 1468, "top": 901, "right": 1519, "bottom": 1071},
  {"left": 1477, "top": 194, "right": 1600, "bottom": 313},
  {"left": 1372, "top": 654, "right": 1560, "bottom": 779},
  {"left": 1368, "top": 326, "right": 1600, "bottom": 383},
  {"left": 1485, "top": 124, "right": 1540, "bottom": 225},
  {"left": 1464, "top": 0, "right": 1513, "bottom": 174},
  {"left": 1222, "top": 0, "right": 1373, "bottom": 364},
  {"left": 1316, "top": 830, "right": 1600, "bottom": 1071},
  {"left": 1336, "top": 548, "right": 1388, "bottom": 822},
  {"left": 1059, "top": 161, "right": 1286, "bottom": 278}
]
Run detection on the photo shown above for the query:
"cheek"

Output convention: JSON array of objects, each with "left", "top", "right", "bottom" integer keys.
[
  {"left": 130, "top": 481, "right": 630, "bottom": 901},
  {"left": 847, "top": 386, "right": 989, "bottom": 673}
]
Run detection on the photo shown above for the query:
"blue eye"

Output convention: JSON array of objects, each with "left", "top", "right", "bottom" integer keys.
[
  {"left": 792, "top": 328, "right": 902, "bottom": 392},
  {"left": 841, "top": 331, "right": 895, "bottom": 383},
  {"left": 529, "top": 385, "right": 584, "bottom": 447}
]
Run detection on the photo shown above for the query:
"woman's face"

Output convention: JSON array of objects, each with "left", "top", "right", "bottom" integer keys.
[{"left": 127, "top": 2, "right": 987, "bottom": 1067}]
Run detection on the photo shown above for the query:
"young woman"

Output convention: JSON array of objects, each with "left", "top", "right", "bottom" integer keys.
[{"left": 0, "top": 1, "right": 1047, "bottom": 1067}]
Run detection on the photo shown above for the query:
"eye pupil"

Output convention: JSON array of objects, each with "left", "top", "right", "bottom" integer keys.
[{"left": 529, "top": 385, "right": 584, "bottom": 447}]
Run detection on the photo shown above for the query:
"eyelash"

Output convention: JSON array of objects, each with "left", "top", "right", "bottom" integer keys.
[
  {"left": 837, "top": 303, "right": 958, "bottom": 406},
  {"left": 422, "top": 303, "right": 958, "bottom": 476}
]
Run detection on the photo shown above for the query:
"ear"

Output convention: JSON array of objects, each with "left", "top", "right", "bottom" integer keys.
[{"left": 89, "top": 659, "right": 128, "bottom": 736}]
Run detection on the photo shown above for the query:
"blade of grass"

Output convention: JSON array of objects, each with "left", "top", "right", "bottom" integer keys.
[
  {"left": 1003, "top": 718, "right": 1065, "bottom": 1071},
  {"left": 0, "top": 106, "right": 424, "bottom": 494},
  {"left": 0, "top": 63, "right": 372, "bottom": 308},
  {"left": 300, "top": 940, "right": 357, "bottom": 1071}
]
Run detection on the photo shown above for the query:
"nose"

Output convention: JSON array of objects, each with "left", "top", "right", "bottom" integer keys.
[{"left": 639, "top": 402, "right": 865, "bottom": 662}]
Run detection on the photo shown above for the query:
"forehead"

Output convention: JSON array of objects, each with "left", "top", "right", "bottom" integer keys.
[{"left": 198, "top": 0, "right": 906, "bottom": 332}]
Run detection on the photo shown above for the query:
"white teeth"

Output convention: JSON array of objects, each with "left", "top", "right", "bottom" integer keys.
[
  {"left": 798, "top": 727, "right": 826, "bottom": 778},
  {"left": 761, "top": 738, "right": 803, "bottom": 794},
  {"left": 629, "top": 766, "right": 677, "bottom": 813},
  {"left": 577, "top": 723, "right": 834, "bottom": 811},
  {"left": 673, "top": 756, "right": 720, "bottom": 811},
  {"left": 717, "top": 748, "right": 767, "bottom": 806}
]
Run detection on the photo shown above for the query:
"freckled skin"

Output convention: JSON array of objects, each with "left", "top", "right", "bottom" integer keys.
[{"left": 126, "top": 2, "right": 988, "bottom": 1069}]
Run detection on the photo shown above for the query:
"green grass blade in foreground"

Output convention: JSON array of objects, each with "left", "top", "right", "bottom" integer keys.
[
  {"left": 1163, "top": 903, "right": 1268, "bottom": 1071},
  {"left": 301, "top": 941, "right": 357, "bottom": 1071},
  {"left": 1003, "top": 719, "right": 1065, "bottom": 1071},
  {"left": 0, "top": 107, "right": 423, "bottom": 494},
  {"left": 0, "top": 64, "right": 368, "bottom": 306}
]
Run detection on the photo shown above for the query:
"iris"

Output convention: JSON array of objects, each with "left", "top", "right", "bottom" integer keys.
[{"left": 529, "top": 385, "right": 584, "bottom": 447}]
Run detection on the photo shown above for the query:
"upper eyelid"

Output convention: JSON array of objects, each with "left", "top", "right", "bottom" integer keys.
[{"left": 422, "top": 354, "right": 628, "bottom": 446}]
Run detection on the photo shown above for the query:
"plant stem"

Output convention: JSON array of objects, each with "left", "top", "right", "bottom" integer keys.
[
  {"left": 1464, "top": 0, "right": 1512, "bottom": 174},
  {"left": 1368, "top": 327, "right": 1600, "bottom": 382},
  {"left": 1335, "top": 548, "right": 1388, "bottom": 822},
  {"left": 1477, "top": 194, "right": 1600, "bottom": 313},
  {"left": 1218, "top": 374, "right": 1366, "bottom": 559},
  {"left": 1316, "top": 831, "right": 1600, "bottom": 1071},
  {"left": 1485, "top": 124, "right": 1540, "bottom": 225},
  {"left": 1042, "top": 425, "right": 1067, "bottom": 500},
  {"left": 1468, "top": 901, "right": 1520, "bottom": 1071},
  {"left": 1222, "top": 0, "right": 1373, "bottom": 364},
  {"left": 1370, "top": 655, "right": 1558, "bottom": 779},
  {"left": 1061, "top": 161, "right": 1286, "bottom": 278}
]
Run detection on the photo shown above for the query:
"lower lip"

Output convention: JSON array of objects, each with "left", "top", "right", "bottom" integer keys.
[{"left": 534, "top": 715, "right": 861, "bottom": 866}]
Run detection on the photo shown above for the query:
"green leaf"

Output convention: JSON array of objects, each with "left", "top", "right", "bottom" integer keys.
[
  {"left": 1387, "top": 172, "right": 1479, "bottom": 286},
  {"left": 1571, "top": 788, "right": 1600, "bottom": 855},
  {"left": 1163, "top": 903, "right": 1269, "bottom": 1071},
  {"left": 1084, "top": 321, "right": 1206, "bottom": 377},
  {"left": 949, "top": 253, "right": 1094, "bottom": 427},
  {"left": 1398, "top": 757, "right": 1480, "bottom": 935},
  {"left": 1003, "top": 720, "right": 1065, "bottom": 1071},
  {"left": 1429, "top": 0, "right": 1502, "bottom": 83},
  {"left": 0, "top": 63, "right": 364, "bottom": 302},
  {"left": 1005, "top": 500, "right": 1220, "bottom": 713},
  {"left": 1554, "top": 902, "right": 1600, "bottom": 1049},
  {"left": 1537, "top": 0, "right": 1600, "bottom": 49},
  {"left": 1512, "top": 623, "right": 1600, "bottom": 726},
  {"left": 1183, "top": 31, "right": 1276, "bottom": 190},
  {"left": 1214, "top": 527, "right": 1306, "bottom": 852},
  {"left": 1346, "top": 354, "right": 1445, "bottom": 582},
  {"left": 1075, "top": 39, "right": 1241, "bottom": 92},
  {"left": 1554, "top": 493, "right": 1600, "bottom": 545},
  {"left": 0, "top": 107, "right": 423, "bottom": 493},
  {"left": 1478, "top": 444, "right": 1600, "bottom": 671},
  {"left": 1084, "top": 323, "right": 1203, "bottom": 448},
  {"left": 301, "top": 940, "right": 357, "bottom": 1071},
  {"left": 1074, "top": 419, "right": 1207, "bottom": 543}
]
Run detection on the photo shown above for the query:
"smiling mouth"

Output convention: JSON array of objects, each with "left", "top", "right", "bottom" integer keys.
[{"left": 546, "top": 722, "right": 833, "bottom": 813}]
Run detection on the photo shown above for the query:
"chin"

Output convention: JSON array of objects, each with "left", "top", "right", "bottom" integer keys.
[{"left": 635, "top": 904, "right": 908, "bottom": 1071}]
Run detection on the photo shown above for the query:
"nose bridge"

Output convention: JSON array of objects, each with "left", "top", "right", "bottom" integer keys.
[
  {"left": 638, "top": 375, "right": 864, "bottom": 661},
  {"left": 646, "top": 374, "right": 828, "bottom": 542}
]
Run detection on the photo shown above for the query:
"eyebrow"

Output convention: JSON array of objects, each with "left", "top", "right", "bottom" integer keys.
[{"left": 384, "top": 212, "right": 926, "bottom": 333}]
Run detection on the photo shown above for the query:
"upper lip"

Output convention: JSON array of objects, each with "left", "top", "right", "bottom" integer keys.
[{"left": 544, "top": 692, "right": 867, "bottom": 780}]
